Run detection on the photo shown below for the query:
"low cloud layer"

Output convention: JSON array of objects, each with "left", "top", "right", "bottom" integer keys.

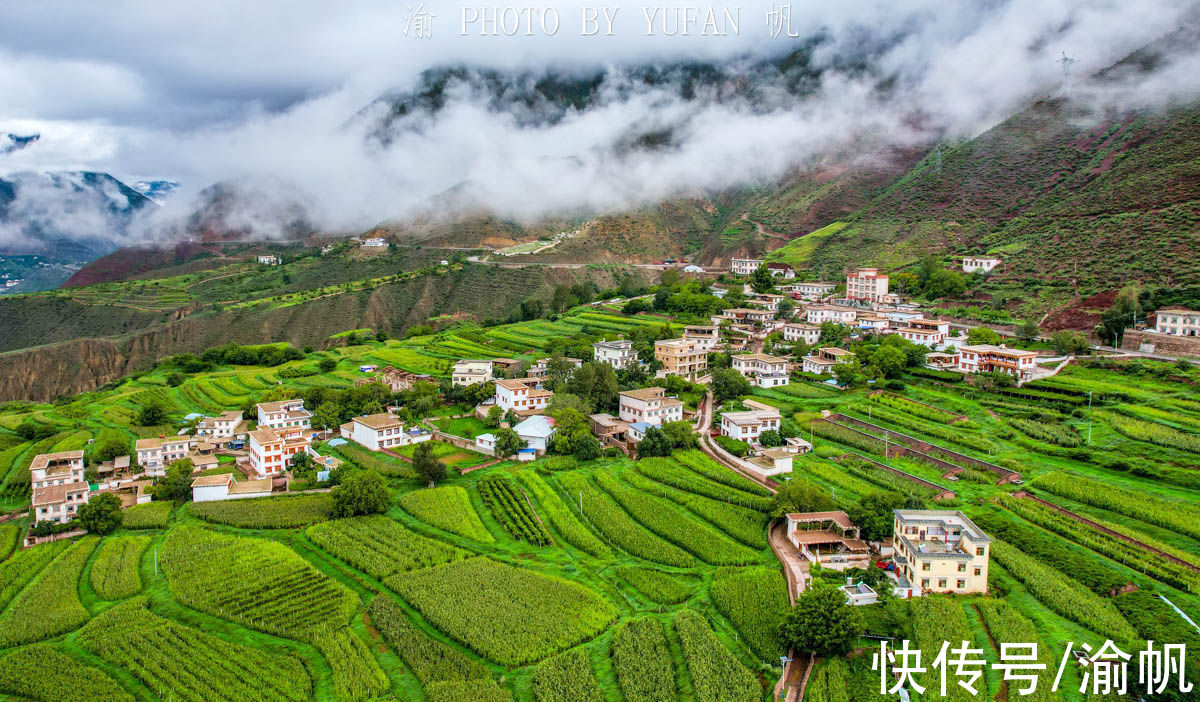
[{"left": 2, "top": 0, "right": 1199, "bottom": 252}]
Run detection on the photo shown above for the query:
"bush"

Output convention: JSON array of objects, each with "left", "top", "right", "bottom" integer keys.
[{"left": 714, "top": 434, "right": 751, "bottom": 457}]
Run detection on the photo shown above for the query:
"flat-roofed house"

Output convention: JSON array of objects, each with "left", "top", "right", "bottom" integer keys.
[
  {"left": 955, "top": 344, "right": 1038, "bottom": 379},
  {"left": 1155, "top": 307, "right": 1200, "bottom": 337},
  {"left": 766, "top": 262, "right": 795, "bottom": 279},
  {"left": 593, "top": 339, "right": 637, "bottom": 369},
  {"left": 892, "top": 509, "right": 991, "bottom": 596},
  {"left": 191, "top": 474, "right": 273, "bottom": 502},
  {"left": 722, "top": 308, "right": 774, "bottom": 327},
  {"left": 32, "top": 481, "right": 90, "bottom": 524},
  {"left": 896, "top": 318, "right": 951, "bottom": 347},
  {"left": 194, "top": 411, "right": 244, "bottom": 441},
  {"left": 256, "top": 399, "right": 311, "bottom": 430},
  {"left": 748, "top": 447, "right": 794, "bottom": 477},
  {"left": 785, "top": 511, "right": 871, "bottom": 568},
  {"left": 783, "top": 323, "right": 821, "bottom": 345},
  {"left": 527, "top": 357, "right": 581, "bottom": 378},
  {"left": 248, "top": 425, "right": 310, "bottom": 478},
  {"left": 654, "top": 338, "right": 708, "bottom": 380},
  {"left": 845, "top": 268, "right": 889, "bottom": 303},
  {"left": 683, "top": 325, "right": 720, "bottom": 351},
  {"left": 618, "top": 387, "right": 683, "bottom": 426},
  {"left": 452, "top": 359, "right": 494, "bottom": 387},
  {"left": 745, "top": 292, "right": 785, "bottom": 312},
  {"left": 495, "top": 378, "right": 553, "bottom": 414},
  {"left": 806, "top": 305, "right": 857, "bottom": 325},
  {"left": 29, "top": 450, "right": 85, "bottom": 489},
  {"left": 719, "top": 400, "right": 781, "bottom": 444},
  {"left": 781, "top": 281, "right": 836, "bottom": 300},
  {"left": 962, "top": 257, "right": 1002, "bottom": 274},
  {"left": 134, "top": 437, "right": 189, "bottom": 476},
  {"left": 731, "top": 353, "right": 790, "bottom": 388},
  {"left": 731, "top": 258, "right": 764, "bottom": 275},
  {"left": 350, "top": 412, "right": 432, "bottom": 451},
  {"left": 801, "top": 347, "right": 855, "bottom": 375}
]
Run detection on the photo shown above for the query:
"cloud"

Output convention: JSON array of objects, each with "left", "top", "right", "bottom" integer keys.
[{"left": 1, "top": 0, "right": 1198, "bottom": 251}]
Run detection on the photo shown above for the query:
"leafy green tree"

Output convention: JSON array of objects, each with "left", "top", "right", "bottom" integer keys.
[
  {"left": 166, "top": 372, "right": 185, "bottom": 387},
  {"left": 1017, "top": 318, "right": 1040, "bottom": 341},
  {"left": 1051, "top": 330, "right": 1089, "bottom": 355},
  {"left": 966, "top": 326, "right": 1002, "bottom": 345},
  {"left": 411, "top": 441, "right": 447, "bottom": 488},
  {"left": 777, "top": 298, "right": 795, "bottom": 318},
  {"left": 636, "top": 426, "right": 674, "bottom": 458},
  {"left": 311, "top": 403, "right": 343, "bottom": 433},
  {"left": 135, "top": 403, "right": 168, "bottom": 427},
  {"left": 847, "top": 491, "right": 907, "bottom": 541},
  {"left": 660, "top": 421, "right": 698, "bottom": 450},
  {"left": 485, "top": 404, "right": 503, "bottom": 428},
  {"left": 833, "top": 359, "right": 866, "bottom": 388},
  {"left": 711, "top": 367, "right": 751, "bottom": 404},
  {"left": 150, "top": 458, "right": 195, "bottom": 502},
  {"left": 77, "top": 493, "right": 123, "bottom": 535},
  {"left": 750, "top": 264, "right": 775, "bottom": 294},
  {"left": 758, "top": 429, "right": 783, "bottom": 448},
  {"left": 779, "top": 585, "right": 865, "bottom": 656},
  {"left": 318, "top": 357, "right": 338, "bottom": 373},
  {"left": 332, "top": 470, "right": 391, "bottom": 516},
  {"left": 870, "top": 345, "right": 907, "bottom": 379},
  {"left": 494, "top": 428, "right": 524, "bottom": 459},
  {"left": 290, "top": 452, "right": 313, "bottom": 472},
  {"left": 923, "top": 269, "right": 966, "bottom": 299},
  {"left": 771, "top": 478, "right": 835, "bottom": 518},
  {"left": 573, "top": 433, "right": 602, "bottom": 461},
  {"left": 92, "top": 435, "right": 128, "bottom": 463}
]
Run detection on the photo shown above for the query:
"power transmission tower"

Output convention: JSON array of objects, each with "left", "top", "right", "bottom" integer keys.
[
  {"left": 1058, "top": 51, "right": 1078, "bottom": 97},
  {"left": 934, "top": 142, "right": 942, "bottom": 174}
]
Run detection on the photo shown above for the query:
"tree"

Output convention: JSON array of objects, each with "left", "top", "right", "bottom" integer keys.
[
  {"left": 771, "top": 478, "right": 835, "bottom": 518},
  {"left": 92, "top": 435, "right": 127, "bottom": 463},
  {"left": 636, "top": 426, "right": 674, "bottom": 458},
  {"left": 318, "top": 357, "right": 338, "bottom": 373},
  {"left": 166, "top": 372, "right": 185, "bottom": 387},
  {"left": 758, "top": 429, "right": 783, "bottom": 448},
  {"left": 411, "top": 441, "right": 447, "bottom": 488},
  {"left": 778, "top": 298, "right": 795, "bottom": 319},
  {"left": 1051, "top": 330, "right": 1089, "bottom": 355},
  {"left": 922, "top": 269, "right": 967, "bottom": 299},
  {"left": 290, "top": 452, "right": 313, "bottom": 473},
  {"left": 135, "top": 403, "right": 168, "bottom": 427},
  {"left": 332, "top": 470, "right": 391, "bottom": 516},
  {"left": 77, "top": 492, "right": 123, "bottom": 535},
  {"left": 312, "top": 403, "right": 343, "bottom": 433},
  {"left": 1017, "top": 318, "right": 1040, "bottom": 342},
  {"left": 494, "top": 428, "right": 524, "bottom": 459},
  {"left": 660, "top": 421, "right": 698, "bottom": 450},
  {"left": 847, "top": 491, "right": 907, "bottom": 541},
  {"left": 870, "top": 345, "right": 907, "bottom": 379},
  {"left": 711, "top": 367, "right": 751, "bottom": 404},
  {"left": 573, "top": 433, "right": 602, "bottom": 460},
  {"left": 150, "top": 458, "right": 195, "bottom": 502},
  {"left": 966, "top": 326, "right": 1002, "bottom": 346},
  {"left": 750, "top": 264, "right": 775, "bottom": 294},
  {"left": 892, "top": 271, "right": 920, "bottom": 294},
  {"left": 779, "top": 585, "right": 865, "bottom": 656},
  {"left": 485, "top": 404, "right": 503, "bottom": 428}
]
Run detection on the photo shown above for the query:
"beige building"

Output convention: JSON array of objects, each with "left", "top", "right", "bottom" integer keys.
[
  {"left": 846, "top": 268, "right": 889, "bottom": 303},
  {"left": 955, "top": 344, "right": 1038, "bottom": 379},
  {"left": 730, "top": 258, "right": 764, "bottom": 275},
  {"left": 1155, "top": 307, "right": 1200, "bottom": 337},
  {"left": 731, "top": 353, "right": 790, "bottom": 388},
  {"left": 654, "top": 338, "right": 708, "bottom": 379},
  {"left": 683, "top": 325, "right": 720, "bottom": 351},
  {"left": 783, "top": 323, "right": 821, "bottom": 345},
  {"left": 801, "top": 347, "right": 855, "bottom": 375},
  {"left": 892, "top": 510, "right": 990, "bottom": 596},
  {"left": 452, "top": 359, "right": 494, "bottom": 387},
  {"left": 618, "top": 387, "right": 683, "bottom": 426},
  {"left": 29, "top": 450, "right": 84, "bottom": 489}
]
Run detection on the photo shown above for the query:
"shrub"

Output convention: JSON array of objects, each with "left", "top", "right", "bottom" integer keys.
[{"left": 714, "top": 434, "right": 751, "bottom": 457}]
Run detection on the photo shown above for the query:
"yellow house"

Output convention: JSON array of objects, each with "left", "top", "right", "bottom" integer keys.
[{"left": 892, "top": 509, "right": 990, "bottom": 596}]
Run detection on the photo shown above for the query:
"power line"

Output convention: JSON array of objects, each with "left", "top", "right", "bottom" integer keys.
[{"left": 1058, "top": 51, "right": 1078, "bottom": 96}]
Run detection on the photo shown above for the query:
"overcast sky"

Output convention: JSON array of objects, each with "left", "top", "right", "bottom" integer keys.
[{"left": 2, "top": 0, "right": 1198, "bottom": 241}]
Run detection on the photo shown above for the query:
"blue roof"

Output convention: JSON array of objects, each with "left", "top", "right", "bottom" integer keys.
[
  {"left": 327, "top": 438, "right": 348, "bottom": 446},
  {"left": 517, "top": 448, "right": 537, "bottom": 454},
  {"left": 629, "top": 422, "right": 652, "bottom": 432}
]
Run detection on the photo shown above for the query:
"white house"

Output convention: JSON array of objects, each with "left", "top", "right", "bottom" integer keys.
[
  {"left": 1155, "top": 307, "right": 1200, "bottom": 337},
  {"left": 731, "top": 258, "right": 764, "bottom": 275},
  {"left": 475, "top": 433, "right": 496, "bottom": 453},
  {"left": 682, "top": 325, "right": 720, "bottom": 351},
  {"left": 962, "top": 257, "right": 1002, "bottom": 274},
  {"left": 955, "top": 345, "right": 1038, "bottom": 380},
  {"left": 29, "top": 450, "right": 85, "bottom": 489},
  {"left": 719, "top": 400, "right": 781, "bottom": 444},
  {"left": 896, "top": 319, "right": 951, "bottom": 347},
  {"left": 802, "top": 347, "right": 855, "bottom": 375},
  {"left": 494, "top": 378, "right": 553, "bottom": 414},
  {"left": 514, "top": 415, "right": 557, "bottom": 453},
  {"left": 748, "top": 447, "right": 794, "bottom": 477},
  {"left": 452, "top": 359, "right": 494, "bottom": 387},
  {"left": 806, "top": 305, "right": 857, "bottom": 325},
  {"left": 256, "top": 399, "right": 311, "bottom": 430},
  {"left": 593, "top": 339, "right": 638, "bottom": 369},
  {"left": 194, "top": 411, "right": 244, "bottom": 441},
  {"left": 247, "top": 425, "right": 310, "bottom": 478},
  {"left": 350, "top": 413, "right": 432, "bottom": 451},
  {"left": 783, "top": 323, "right": 821, "bottom": 345},
  {"left": 361, "top": 237, "right": 387, "bottom": 247},
  {"left": 766, "top": 262, "right": 795, "bottom": 279},
  {"left": 134, "top": 437, "right": 189, "bottom": 476},
  {"left": 32, "top": 482, "right": 90, "bottom": 524},
  {"left": 618, "top": 387, "right": 683, "bottom": 426},
  {"left": 745, "top": 292, "right": 785, "bottom": 313},
  {"left": 257, "top": 255, "right": 280, "bottom": 265},
  {"left": 527, "top": 357, "right": 581, "bottom": 378},
  {"left": 190, "top": 474, "right": 273, "bottom": 502},
  {"left": 731, "top": 353, "right": 790, "bottom": 388},
  {"left": 780, "top": 281, "right": 836, "bottom": 300},
  {"left": 845, "top": 268, "right": 889, "bottom": 303}
]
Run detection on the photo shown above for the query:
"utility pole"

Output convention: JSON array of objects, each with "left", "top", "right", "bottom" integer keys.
[
  {"left": 1058, "top": 51, "right": 1078, "bottom": 97},
  {"left": 1087, "top": 391, "right": 1093, "bottom": 445}
]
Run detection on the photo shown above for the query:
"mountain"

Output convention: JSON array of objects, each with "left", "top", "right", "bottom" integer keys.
[
  {"left": 131, "top": 179, "right": 180, "bottom": 204},
  {"left": 0, "top": 133, "right": 39, "bottom": 155}
]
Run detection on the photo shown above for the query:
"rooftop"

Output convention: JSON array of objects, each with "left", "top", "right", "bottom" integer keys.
[
  {"left": 894, "top": 509, "right": 991, "bottom": 543},
  {"left": 29, "top": 450, "right": 84, "bottom": 474},
  {"left": 620, "top": 387, "right": 667, "bottom": 401},
  {"left": 191, "top": 473, "right": 233, "bottom": 488},
  {"left": 733, "top": 353, "right": 788, "bottom": 363},
  {"left": 958, "top": 344, "right": 1038, "bottom": 357},
  {"left": 257, "top": 399, "right": 303, "bottom": 413},
  {"left": 32, "top": 481, "right": 89, "bottom": 506},
  {"left": 229, "top": 478, "right": 273, "bottom": 494},
  {"left": 787, "top": 511, "right": 855, "bottom": 529}
]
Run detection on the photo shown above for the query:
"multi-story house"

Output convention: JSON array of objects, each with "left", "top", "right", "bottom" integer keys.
[
  {"left": 361, "top": 237, "right": 387, "bottom": 247},
  {"left": 856, "top": 314, "right": 890, "bottom": 333},
  {"left": 955, "top": 344, "right": 1038, "bottom": 380},
  {"left": 845, "top": 268, "right": 889, "bottom": 303},
  {"left": 730, "top": 258, "right": 764, "bottom": 275},
  {"left": 618, "top": 387, "right": 684, "bottom": 426},
  {"left": 962, "top": 257, "right": 1002, "bottom": 274},
  {"left": 29, "top": 450, "right": 84, "bottom": 489},
  {"left": 1155, "top": 307, "right": 1200, "bottom": 337},
  {"left": 783, "top": 323, "right": 821, "bottom": 345},
  {"left": 806, "top": 305, "right": 857, "bottom": 325},
  {"left": 896, "top": 318, "right": 951, "bottom": 347},
  {"left": 654, "top": 338, "right": 708, "bottom": 379},
  {"left": 766, "top": 262, "right": 795, "bottom": 279},
  {"left": 257, "top": 255, "right": 280, "bottom": 265},
  {"left": 892, "top": 510, "right": 991, "bottom": 596},
  {"left": 780, "top": 281, "right": 836, "bottom": 300},
  {"left": 32, "top": 481, "right": 90, "bottom": 525},
  {"left": 745, "top": 292, "right": 786, "bottom": 313},
  {"left": 374, "top": 367, "right": 434, "bottom": 392},
  {"left": 593, "top": 339, "right": 638, "bottom": 369},
  {"left": 134, "top": 436, "right": 189, "bottom": 476},
  {"left": 527, "top": 357, "right": 582, "bottom": 378},
  {"left": 721, "top": 308, "right": 774, "bottom": 327},
  {"left": 256, "top": 399, "right": 311, "bottom": 430},
  {"left": 452, "top": 359, "right": 494, "bottom": 387},
  {"left": 731, "top": 353, "right": 790, "bottom": 388},
  {"left": 785, "top": 511, "right": 871, "bottom": 568},
  {"left": 495, "top": 378, "right": 553, "bottom": 414},
  {"left": 194, "top": 411, "right": 244, "bottom": 440},
  {"left": 247, "top": 425, "right": 310, "bottom": 478},
  {"left": 683, "top": 325, "right": 720, "bottom": 351},
  {"left": 350, "top": 413, "right": 432, "bottom": 451},
  {"left": 802, "top": 347, "right": 855, "bottom": 375},
  {"left": 719, "top": 400, "right": 781, "bottom": 444}
]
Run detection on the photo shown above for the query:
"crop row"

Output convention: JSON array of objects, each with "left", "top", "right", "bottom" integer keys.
[
  {"left": 122, "top": 500, "right": 173, "bottom": 528},
  {"left": 709, "top": 567, "right": 789, "bottom": 661},
  {"left": 0, "top": 540, "right": 69, "bottom": 611},
  {"left": 0, "top": 644, "right": 132, "bottom": 702},
  {"left": 399, "top": 486, "right": 495, "bottom": 543},
  {"left": 613, "top": 565, "right": 695, "bottom": 604},
  {"left": 307, "top": 515, "right": 466, "bottom": 580},
  {"left": 190, "top": 494, "right": 333, "bottom": 529},
  {"left": 611, "top": 617, "right": 677, "bottom": 702},
  {"left": 974, "top": 601, "right": 1056, "bottom": 702},
  {"left": 385, "top": 557, "right": 617, "bottom": 667},
  {"left": 672, "top": 449, "right": 772, "bottom": 497},
  {"left": 1010, "top": 417, "right": 1082, "bottom": 447},
  {"left": 555, "top": 471, "right": 694, "bottom": 567},
  {"left": 621, "top": 469, "right": 767, "bottom": 546},
  {"left": 1098, "top": 409, "right": 1200, "bottom": 454},
  {"left": 0, "top": 536, "right": 98, "bottom": 647},
  {"left": 868, "top": 392, "right": 960, "bottom": 423},
  {"left": 675, "top": 609, "right": 761, "bottom": 702},
  {"left": 312, "top": 627, "right": 390, "bottom": 701},
  {"left": 636, "top": 457, "right": 772, "bottom": 511},
  {"left": 839, "top": 456, "right": 939, "bottom": 498},
  {"left": 478, "top": 474, "right": 552, "bottom": 546},
  {"left": 367, "top": 595, "right": 494, "bottom": 687},
  {"left": 849, "top": 403, "right": 997, "bottom": 454},
  {"left": 516, "top": 470, "right": 612, "bottom": 558},
  {"left": 1031, "top": 471, "right": 1200, "bottom": 541},
  {"left": 909, "top": 597, "right": 976, "bottom": 702},
  {"left": 531, "top": 648, "right": 604, "bottom": 702},
  {"left": 91, "top": 535, "right": 150, "bottom": 600}
]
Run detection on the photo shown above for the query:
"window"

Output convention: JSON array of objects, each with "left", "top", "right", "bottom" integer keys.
[
  {"left": 958, "top": 563, "right": 966, "bottom": 572},
  {"left": 922, "top": 562, "right": 930, "bottom": 571},
  {"left": 957, "top": 579, "right": 966, "bottom": 589},
  {"left": 921, "top": 579, "right": 929, "bottom": 588},
  {"left": 976, "top": 547, "right": 985, "bottom": 556},
  {"left": 974, "top": 567, "right": 981, "bottom": 577},
  {"left": 938, "top": 579, "right": 947, "bottom": 588}
]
